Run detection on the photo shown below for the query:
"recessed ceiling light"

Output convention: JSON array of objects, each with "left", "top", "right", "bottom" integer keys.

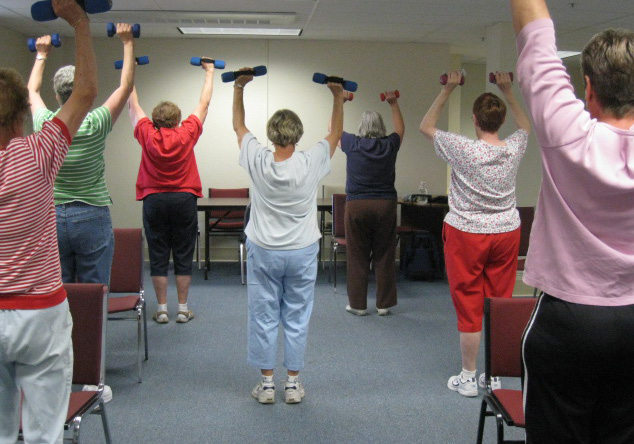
[
  {"left": 178, "top": 27, "right": 302, "bottom": 36},
  {"left": 557, "top": 51, "right": 581, "bottom": 59}
]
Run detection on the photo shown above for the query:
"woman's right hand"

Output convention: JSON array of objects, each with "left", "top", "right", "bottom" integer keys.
[
  {"left": 443, "top": 70, "right": 462, "bottom": 92},
  {"left": 235, "top": 67, "right": 253, "bottom": 87}
]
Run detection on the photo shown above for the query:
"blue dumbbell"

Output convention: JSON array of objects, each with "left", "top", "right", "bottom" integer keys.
[
  {"left": 221, "top": 66, "right": 267, "bottom": 83},
  {"left": 114, "top": 56, "right": 149, "bottom": 70},
  {"left": 190, "top": 57, "right": 226, "bottom": 69},
  {"left": 31, "top": 0, "right": 112, "bottom": 22},
  {"left": 107, "top": 23, "right": 141, "bottom": 38},
  {"left": 27, "top": 33, "right": 61, "bottom": 52},
  {"left": 312, "top": 73, "right": 358, "bottom": 92}
]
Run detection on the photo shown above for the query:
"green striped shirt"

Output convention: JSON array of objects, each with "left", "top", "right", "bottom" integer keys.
[{"left": 34, "top": 107, "right": 113, "bottom": 206}]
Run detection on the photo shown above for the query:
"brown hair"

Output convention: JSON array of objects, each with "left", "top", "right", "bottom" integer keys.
[
  {"left": 582, "top": 29, "right": 634, "bottom": 118},
  {"left": 267, "top": 109, "right": 304, "bottom": 146},
  {"left": 472, "top": 92, "right": 506, "bottom": 133},
  {"left": 151, "top": 101, "right": 181, "bottom": 129},
  {"left": 0, "top": 68, "right": 29, "bottom": 128}
]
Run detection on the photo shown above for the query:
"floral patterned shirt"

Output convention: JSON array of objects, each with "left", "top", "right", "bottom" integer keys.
[{"left": 434, "top": 129, "right": 528, "bottom": 233}]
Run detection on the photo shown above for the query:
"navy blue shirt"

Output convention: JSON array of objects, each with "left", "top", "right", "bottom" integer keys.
[{"left": 340, "top": 131, "right": 401, "bottom": 201}]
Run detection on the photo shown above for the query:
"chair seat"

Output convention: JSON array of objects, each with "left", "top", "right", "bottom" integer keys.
[
  {"left": 66, "top": 391, "right": 100, "bottom": 423},
  {"left": 492, "top": 389, "right": 525, "bottom": 427},
  {"left": 517, "top": 258, "right": 526, "bottom": 271},
  {"left": 397, "top": 225, "right": 414, "bottom": 234},
  {"left": 108, "top": 295, "right": 141, "bottom": 313},
  {"left": 333, "top": 236, "right": 346, "bottom": 246},
  {"left": 210, "top": 222, "right": 244, "bottom": 230}
]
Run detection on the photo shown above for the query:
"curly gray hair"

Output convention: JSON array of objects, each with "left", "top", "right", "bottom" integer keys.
[
  {"left": 357, "top": 111, "right": 386, "bottom": 138},
  {"left": 53, "top": 65, "right": 75, "bottom": 105}
]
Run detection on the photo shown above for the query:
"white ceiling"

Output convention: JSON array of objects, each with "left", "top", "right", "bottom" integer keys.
[{"left": 1, "top": 0, "right": 633, "bottom": 62}]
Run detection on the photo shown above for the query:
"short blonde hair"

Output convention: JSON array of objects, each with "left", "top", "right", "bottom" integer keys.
[
  {"left": 0, "top": 68, "right": 29, "bottom": 128},
  {"left": 151, "top": 101, "right": 181, "bottom": 129},
  {"left": 267, "top": 109, "right": 304, "bottom": 146}
]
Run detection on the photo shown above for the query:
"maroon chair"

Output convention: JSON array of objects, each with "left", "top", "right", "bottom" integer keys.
[
  {"left": 108, "top": 228, "right": 147, "bottom": 383},
  {"left": 329, "top": 193, "right": 347, "bottom": 292},
  {"left": 517, "top": 206, "right": 538, "bottom": 297},
  {"left": 65, "top": 283, "right": 112, "bottom": 444},
  {"left": 476, "top": 297, "right": 537, "bottom": 444}
]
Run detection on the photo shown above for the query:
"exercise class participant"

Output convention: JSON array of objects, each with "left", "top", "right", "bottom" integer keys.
[
  {"left": 511, "top": 1, "right": 634, "bottom": 442},
  {"left": 28, "top": 23, "right": 136, "bottom": 287},
  {"left": 232, "top": 69, "right": 344, "bottom": 404},
  {"left": 0, "top": 0, "right": 97, "bottom": 442},
  {"left": 339, "top": 91, "right": 404, "bottom": 316},
  {"left": 127, "top": 60, "right": 215, "bottom": 324},
  {"left": 420, "top": 71, "right": 530, "bottom": 397}
]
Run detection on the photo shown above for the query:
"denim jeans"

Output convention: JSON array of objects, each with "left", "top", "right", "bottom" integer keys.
[{"left": 56, "top": 202, "right": 114, "bottom": 286}]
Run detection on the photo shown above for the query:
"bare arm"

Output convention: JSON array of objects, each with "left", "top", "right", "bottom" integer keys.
[
  {"left": 27, "top": 35, "right": 52, "bottom": 115},
  {"left": 510, "top": 0, "right": 551, "bottom": 34},
  {"left": 192, "top": 61, "right": 215, "bottom": 124},
  {"left": 385, "top": 91, "right": 405, "bottom": 142},
  {"left": 102, "top": 24, "right": 135, "bottom": 124},
  {"left": 329, "top": 91, "right": 352, "bottom": 149},
  {"left": 54, "top": 0, "right": 97, "bottom": 138},
  {"left": 232, "top": 69, "right": 253, "bottom": 149},
  {"left": 419, "top": 71, "right": 460, "bottom": 141},
  {"left": 127, "top": 86, "right": 146, "bottom": 128},
  {"left": 325, "top": 82, "right": 344, "bottom": 158},
  {"left": 494, "top": 72, "right": 531, "bottom": 133}
]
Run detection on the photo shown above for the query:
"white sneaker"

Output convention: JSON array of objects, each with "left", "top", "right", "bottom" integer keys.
[
  {"left": 251, "top": 379, "right": 275, "bottom": 404},
  {"left": 377, "top": 308, "right": 390, "bottom": 316},
  {"left": 284, "top": 380, "right": 305, "bottom": 404},
  {"left": 478, "top": 373, "right": 502, "bottom": 390},
  {"left": 447, "top": 375, "right": 478, "bottom": 397},
  {"left": 346, "top": 305, "right": 368, "bottom": 316},
  {"left": 82, "top": 384, "right": 113, "bottom": 403}
]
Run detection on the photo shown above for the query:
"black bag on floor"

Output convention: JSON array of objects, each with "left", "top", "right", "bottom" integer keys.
[{"left": 400, "top": 230, "right": 439, "bottom": 280}]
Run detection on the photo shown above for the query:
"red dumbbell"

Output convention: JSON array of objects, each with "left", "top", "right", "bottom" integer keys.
[
  {"left": 380, "top": 90, "right": 400, "bottom": 101},
  {"left": 440, "top": 69, "right": 466, "bottom": 86},
  {"left": 344, "top": 92, "right": 354, "bottom": 102},
  {"left": 489, "top": 72, "right": 514, "bottom": 84}
]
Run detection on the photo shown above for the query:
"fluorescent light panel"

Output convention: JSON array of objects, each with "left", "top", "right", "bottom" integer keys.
[
  {"left": 557, "top": 51, "right": 581, "bottom": 59},
  {"left": 179, "top": 27, "right": 302, "bottom": 36}
]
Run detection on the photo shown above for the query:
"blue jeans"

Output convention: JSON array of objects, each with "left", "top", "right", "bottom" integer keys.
[
  {"left": 246, "top": 239, "right": 319, "bottom": 371},
  {"left": 56, "top": 202, "right": 114, "bottom": 286}
]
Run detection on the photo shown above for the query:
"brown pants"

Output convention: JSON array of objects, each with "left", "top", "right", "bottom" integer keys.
[{"left": 344, "top": 199, "right": 397, "bottom": 310}]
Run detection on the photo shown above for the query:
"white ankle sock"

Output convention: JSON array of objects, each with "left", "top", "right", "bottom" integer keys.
[
  {"left": 286, "top": 375, "right": 299, "bottom": 384},
  {"left": 461, "top": 369, "right": 476, "bottom": 380},
  {"left": 178, "top": 303, "right": 188, "bottom": 312},
  {"left": 158, "top": 304, "right": 167, "bottom": 313},
  {"left": 261, "top": 375, "right": 274, "bottom": 384}
]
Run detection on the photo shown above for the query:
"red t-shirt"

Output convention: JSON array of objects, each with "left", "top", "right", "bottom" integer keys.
[{"left": 134, "top": 115, "right": 204, "bottom": 200}]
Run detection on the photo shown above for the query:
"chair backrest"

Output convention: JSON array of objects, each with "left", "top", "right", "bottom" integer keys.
[
  {"left": 110, "top": 228, "right": 143, "bottom": 294},
  {"left": 65, "top": 283, "right": 108, "bottom": 386},
  {"left": 332, "top": 193, "right": 346, "bottom": 238},
  {"left": 485, "top": 297, "right": 537, "bottom": 378},
  {"left": 209, "top": 188, "right": 249, "bottom": 221},
  {"left": 517, "top": 206, "right": 535, "bottom": 257}
]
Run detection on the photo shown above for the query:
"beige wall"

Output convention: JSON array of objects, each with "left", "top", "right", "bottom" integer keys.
[{"left": 4, "top": 28, "right": 587, "bottom": 259}]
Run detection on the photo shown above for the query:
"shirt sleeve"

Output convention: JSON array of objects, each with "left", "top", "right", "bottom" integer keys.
[
  {"left": 434, "top": 130, "right": 471, "bottom": 164},
  {"left": 179, "top": 115, "right": 203, "bottom": 144},
  {"left": 84, "top": 106, "right": 113, "bottom": 139},
  {"left": 516, "top": 19, "right": 591, "bottom": 149},
  {"left": 133, "top": 117, "right": 153, "bottom": 145},
  {"left": 388, "top": 132, "right": 401, "bottom": 152},
  {"left": 239, "top": 133, "right": 264, "bottom": 175},
  {"left": 505, "top": 129, "right": 529, "bottom": 155},
  {"left": 32, "top": 108, "right": 55, "bottom": 132},
  {"left": 307, "top": 140, "right": 332, "bottom": 182},
  {"left": 27, "top": 119, "right": 70, "bottom": 184},
  {"left": 340, "top": 132, "right": 356, "bottom": 154}
]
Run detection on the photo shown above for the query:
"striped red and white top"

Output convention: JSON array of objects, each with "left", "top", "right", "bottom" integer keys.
[{"left": 0, "top": 118, "right": 71, "bottom": 309}]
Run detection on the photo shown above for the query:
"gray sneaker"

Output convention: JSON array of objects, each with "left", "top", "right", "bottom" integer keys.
[
  {"left": 252, "top": 379, "right": 275, "bottom": 404},
  {"left": 284, "top": 380, "right": 305, "bottom": 404}
]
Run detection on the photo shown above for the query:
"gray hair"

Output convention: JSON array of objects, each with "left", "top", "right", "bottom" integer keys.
[
  {"left": 357, "top": 111, "right": 386, "bottom": 138},
  {"left": 267, "top": 109, "right": 304, "bottom": 146},
  {"left": 53, "top": 65, "right": 75, "bottom": 105}
]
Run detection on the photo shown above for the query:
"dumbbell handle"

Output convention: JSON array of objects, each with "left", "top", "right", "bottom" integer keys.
[
  {"left": 312, "top": 73, "right": 358, "bottom": 92},
  {"left": 221, "top": 66, "right": 267, "bottom": 83},
  {"left": 190, "top": 57, "right": 226, "bottom": 69},
  {"left": 440, "top": 69, "right": 466, "bottom": 86},
  {"left": 27, "top": 34, "right": 61, "bottom": 52},
  {"left": 380, "top": 90, "right": 400, "bottom": 101},
  {"left": 489, "top": 72, "right": 514, "bottom": 84},
  {"left": 107, "top": 23, "right": 141, "bottom": 38},
  {"left": 114, "top": 56, "right": 149, "bottom": 70}
]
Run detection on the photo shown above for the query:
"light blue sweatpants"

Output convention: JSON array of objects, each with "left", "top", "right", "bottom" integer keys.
[{"left": 246, "top": 239, "right": 319, "bottom": 371}]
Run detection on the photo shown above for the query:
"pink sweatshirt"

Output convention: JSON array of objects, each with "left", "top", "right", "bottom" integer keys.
[{"left": 516, "top": 19, "right": 634, "bottom": 306}]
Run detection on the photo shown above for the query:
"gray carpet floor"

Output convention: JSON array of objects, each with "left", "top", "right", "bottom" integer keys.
[{"left": 78, "top": 262, "right": 525, "bottom": 443}]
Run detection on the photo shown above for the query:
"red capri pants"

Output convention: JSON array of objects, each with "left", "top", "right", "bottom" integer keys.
[{"left": 443, "top": 223, "right": 520, "bottom": 333}]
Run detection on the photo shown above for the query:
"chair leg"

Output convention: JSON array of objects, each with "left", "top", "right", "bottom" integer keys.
[
  {"left": 70, "top": 417, "right": 82, "bottom": 444},
  {"left": 328, "top": 243, "right": 334, "bottom": 283},
  {"left": 240, "top": 243, "right": 245, "bottom": 285},
  {"left": 142, "top": 300, "right": 148, "bottom": 361},
  {"left": 196, "top": 229, "right": 201, "bottom": 270},
  {"left": 99, "top": 401, "right": 113, "bottom": 444},
  {"left": 476, "top": 398, "right": 488, "bottom": 444},
  {"left": 333, "top": 244, "right": 338, "bottom": 292},
  {"left": 495, "top": 413, "right": 505, "bottom": 444},
  {"left": 137, "top": 306, "right": 143, "bottom": 383}
]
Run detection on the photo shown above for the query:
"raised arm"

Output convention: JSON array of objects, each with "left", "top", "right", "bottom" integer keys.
[
  {"left": 385, "top": 91, "right": 405, "bottom": 142},
  {"left": 419, "top": 71, "right": 461, "bottom": 141},
  {"left": 325, "top": 82, "right": 344, "bottom": 158},
  {"left": 191, "top": 61, "right": 215, "bottom": 124},
  {"left": 510, "top": 0, "right": 551, "bottom": 34},
  {"left": 102, "top": 24, "right": 135, "bottom": 124},
  {"left": 232, "top": 69, "right": 253, "bottom": 148},
  {"left": 329, "top": 91, "right": 352, "bottom": 149},
  {"left": 494, "top": 72, "right": 531, "bottom": 133},
  {"left": 27, "top": 35, "right": 52, "bottom": 115},
  {"left": 54, "top": 0, "right": 97, "bottom": 138},
  {"left": 127, "top": 86, "right": 146, "bottom": 128}
]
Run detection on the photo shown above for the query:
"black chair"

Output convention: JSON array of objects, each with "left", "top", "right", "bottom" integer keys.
[
  {"left": 329, "top": 193, "right": 347, "bottom": 292},
  {"left": 476, "top": 297, "right": 537, "bottom": 444},
  {"left": 238, "top": 203, "right": 251, "bottom": 285}
]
